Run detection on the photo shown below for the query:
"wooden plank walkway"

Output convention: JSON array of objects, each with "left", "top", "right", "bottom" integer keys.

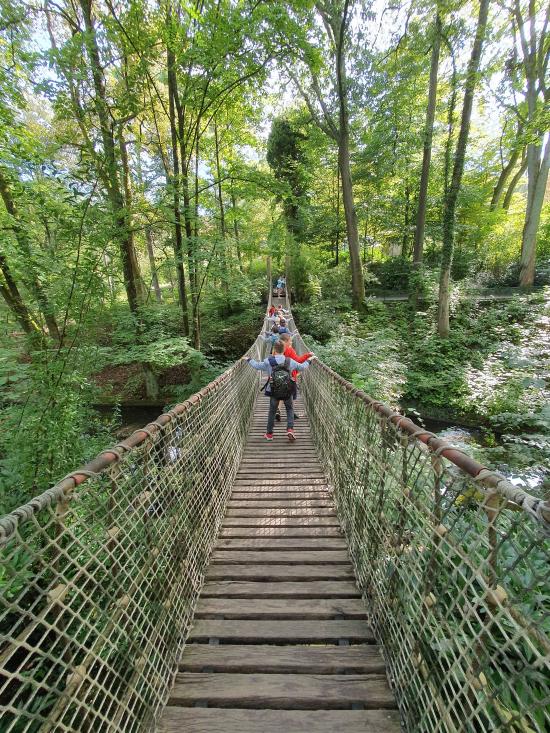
[{"left": 159, "top": 393, "right": 400, "bottom": 733}]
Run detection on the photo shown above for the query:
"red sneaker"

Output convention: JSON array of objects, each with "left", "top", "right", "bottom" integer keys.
[
  {"left": 264, "top": 433, "right": 273, "bottom": 440},
  {"left": 287, "top": 429, "right": 296, "bottom": 442}
]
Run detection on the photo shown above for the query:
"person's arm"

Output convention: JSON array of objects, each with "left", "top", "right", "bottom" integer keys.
[
  {"left": 245, "top": 357, "right": 269, "bottom": 371},
  {"left": 288, "top": 347, "right": 312, "bottom": 363},
  {"left": 289, "top": 357, "right": 311, "bottom": 372}
]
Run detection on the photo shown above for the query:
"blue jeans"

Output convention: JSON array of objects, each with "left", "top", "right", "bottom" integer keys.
[{"left": 267, "top": 395, "right": 294, "bottom": 433}]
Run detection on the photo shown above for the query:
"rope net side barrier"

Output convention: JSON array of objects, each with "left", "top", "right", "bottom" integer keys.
[
  {"left": 0, "top": 306, "right": 271, "bottom": 732},
  {"left": 286, "top": 299, "right": 550, "bottom": 733}
]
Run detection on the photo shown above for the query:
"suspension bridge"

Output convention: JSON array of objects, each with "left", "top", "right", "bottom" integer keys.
[{"left": 1, "top": 291, "right": 549, "bottom": 733}]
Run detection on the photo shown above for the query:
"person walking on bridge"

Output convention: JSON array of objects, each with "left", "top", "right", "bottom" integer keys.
[
  {"left": 243, "top": 340, "right": 313, "bottom": 441},
  {"left": 277, "top": 332, "right": 313, "bottom": 421}
]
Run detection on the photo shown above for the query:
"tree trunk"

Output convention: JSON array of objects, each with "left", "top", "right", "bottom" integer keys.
[
  {"left": 166, "top": 35, "right": 190, "bottom": 335},
  {"left": 145, "top": 227, "right": 162, "bottom": 302},
  {"left": 0, "top": 252, "right": 41, "bottom": 337},
  {"left": 413, "top": 12, "right": 441, "bottom": 265},
  {"left": 490, "top": 145, "right": 522, "bottom": 210},
  {"left": 192, "top": 137, "right": 202, "bottom": 348},
  {"left": 502, "top": 155, "right": 527, "bottom": 209},
  {"left": 182, "top": 167, "right": 200, "bottom": 349},
  {"left": 0, "top": 168, "right": 60, "bottom": 340},
  {"left": 402, "top": 182, "right": 410, "bottom": 255},
  {"left": 438, "top": 0, "right": 490, "bottom": 337},
  {"left": 214, "top": 121, "right": 229, "bottom": 293},
  {"left": 514, "top": 0, "right": 549, "bottom": 285},
  {"left": 230, "top": 183, "right": 243, "bottom": 271},
  {"left": 339, "top": 132, "right": 364, "bottom": 308},
  {"left": 336, "top": 35, "right": 364, "bottom": 308},
  {"left": 335, "top": 165, "right": 340, "bottom": 265},
  {"left": 119, "top": 133, "right": 146, "bottom": 303},
  {"left": 520, "top": 134, "right": 550, "bottom": 285},
  {"left": 79, "top": 0, "right": 142, "bottom": 315},
  {"left": 443, "top": 53, "right": 458, "bottom": 199}
]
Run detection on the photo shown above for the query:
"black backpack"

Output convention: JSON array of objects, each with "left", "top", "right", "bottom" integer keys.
[{"left": 268, "top": 356, "right": 293, "bottom": 400}]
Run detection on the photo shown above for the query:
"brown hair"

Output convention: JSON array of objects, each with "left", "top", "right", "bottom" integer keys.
[
  {"left": 273, "top": 340, "right": 285, "bottom": 354},
  {"left": 280, "top": 333, "right": 291, "bottom": 343}
]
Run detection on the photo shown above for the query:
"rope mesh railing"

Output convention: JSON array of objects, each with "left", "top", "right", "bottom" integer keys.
[
  {"left": 0, "top": 306, "right": 271, "bottom": 733},
  {"left": 287, "top": 300, "right": 550, "bottom": 733},
  {"left": 2, "top": 286, "right": 549, "bottom": 733}
]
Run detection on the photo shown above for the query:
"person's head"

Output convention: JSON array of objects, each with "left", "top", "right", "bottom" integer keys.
[
  {"left": 271, "top": 325, "right": 279, "bottom": 334},
  {"left": 279, "top": 318, "right": 286, "bottom": 326},
  {"left": 280, "top": 333, "right": 291, "bottom": 344},
  {"left": 273, "top": 340, "right": 285, "bottom": 354}
]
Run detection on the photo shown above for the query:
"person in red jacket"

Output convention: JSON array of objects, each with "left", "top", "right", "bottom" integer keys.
[{"left": 277, "top": 333, "right": 313, "bottom": 420}]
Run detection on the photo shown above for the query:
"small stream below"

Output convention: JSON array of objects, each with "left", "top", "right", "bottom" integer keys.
[{"left": 96, "top": 402, "right": 547, "bottom": 498}]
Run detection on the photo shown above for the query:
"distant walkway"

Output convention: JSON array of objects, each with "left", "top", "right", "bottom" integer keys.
[{"left": 367, "top": 285, "right": 544, "bottom": 302}]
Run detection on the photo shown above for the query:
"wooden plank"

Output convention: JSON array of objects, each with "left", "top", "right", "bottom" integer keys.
[
  {"left": 230, "top": 493, "right": 331, "bottom": 502},
  {"left": 241, "top": 449, "right": 317, "bottom": 453},
  {"left": 222, "top": 517, "right": 340, "bottom": 527},
  {"left": 225, "top": 508, "right": 337, "bottom": 518},
  {"left": 210, "top": 550, "right": 349, "bottom": 565},
  {"left": 228, "top": 500, "right": 332, "bottom": 508},
  {"left": 218, "top": 526, "right": 343, "bottom": 538},
  {"left": 239, "top": 453, "right": 321, "bottom": 464},
  {"left": 233, "top": 479, "right": 328, "bottom": 487},
  {"left": 206, "top": 564, "right": 354, "bottom": 581},
  {"left": 188, "top": 619, "right": 373, "bottom": 643},
  {"left": 244, "top": 443, "right": 317, "bottom": 449},
  {"left": 234, "top": 476, "right": 327, "bottom": 482},
  {"left": 215, "top": 538, "right": 347, "bottom": 550},
  {"left": 194, "top": 598, "right": 366, "bottom": 620},
  {"left": 179, "top": 643, "right": 383, "bottom": 673},
  {"left": 201, "top": 580, "right": 361, "bottom": 598},
  {"left": 169, "top": 672, "right": 396, "bottom": 709},
  {"left": 159, "top": 708, "right": 401, "bottom": 733}
]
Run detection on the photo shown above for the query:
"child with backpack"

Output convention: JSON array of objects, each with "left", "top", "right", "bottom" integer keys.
[{"left": 243, "top": 340, "right": 313, "bottom": 441}]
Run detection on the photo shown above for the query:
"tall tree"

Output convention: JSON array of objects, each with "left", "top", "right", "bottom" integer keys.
[
  {"left": 267, "top": 116, "right": 308, "bottom": 299},
  {"left": 288, "top": 0, "right": 365, "bottom": 309},
  {"left": 413, "top": 11, "right": 442, "bottom": 266},
  {"left": 45, "top": 0, "right": 145, "bottom": 315},
  {"left": 438, "top": 0, "right": 491, "bottom": 337},
  {"left": 512, "top": 0, "right": 550, "bottom": 286}
]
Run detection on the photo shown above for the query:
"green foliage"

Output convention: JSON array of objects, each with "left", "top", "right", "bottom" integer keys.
[{"left": 0, "top": 348, "right": 118, "bottom": 514}]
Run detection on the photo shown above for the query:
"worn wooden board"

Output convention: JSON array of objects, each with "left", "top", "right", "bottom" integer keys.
[
  {"left": 222, "top": 517, "right": 340, "bottom": 527},
  {"left": 227, "top": 500, "right": 333, "bottom": 508},
  {"left": 206, "top": 564, "right": 354, "bottom": 582},
  {"left": 234, "top": 475, "right": 327, "bottom": 482},
  {"left": 169, "top": 672, "right": 395, "bottom": 709},
  {"left": 225, "top": 508, "right": 337, "bottom": 518},
  {"left": 215, "top": 538, "right": 347, "bottom": 550},
  {"left": 237, "top": 460, "right": 320, "bottom": 465},
  {"left": 210, "top": 550, "right": 349, "bottom": 565},
  {"left": 232, "top": 479, "right": 328, "bottom": 487},
  {"left": 187, "top": 619, "right": 374, "bottom": 643},
  {"left": 218, "top": 526, "right": 343, "bottom": 538},
  {"left": 231, "top": 486, "right": 332, "bottom": 503},
  {"left": 194, "top": 597, "right": 366, "bottom": 620},
  {"left": 179, "top": 643, "right": 383, "bottom": 673},
  {"left": 158, "top": 708, "right": 401, "bottom": 733},
  {"left": 200, "top": 580, "right": 361, "bottom": 598},
  {"left": 241, "top": 449, "right": 317, "bottom": 455}
]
